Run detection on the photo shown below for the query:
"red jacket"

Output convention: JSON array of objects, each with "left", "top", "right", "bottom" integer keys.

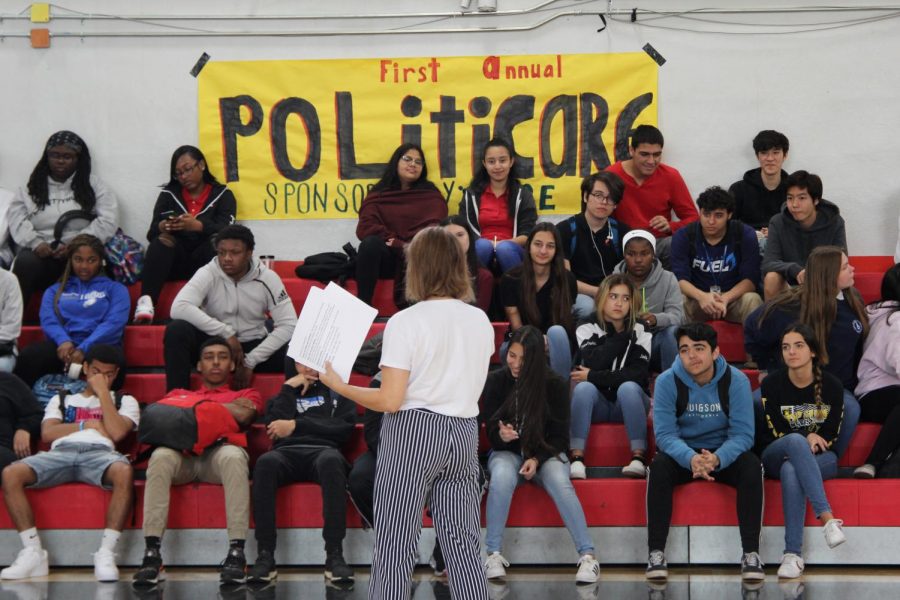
[{"left": 606, "top": 162, "right": 697, "bottom": 236}]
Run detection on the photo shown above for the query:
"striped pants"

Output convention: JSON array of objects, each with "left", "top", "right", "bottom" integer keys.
[{"left": 370, "top": 409, "right": 488, "bottom": 600}]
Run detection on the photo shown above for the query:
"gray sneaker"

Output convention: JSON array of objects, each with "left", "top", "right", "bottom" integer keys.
[
  {"left": 646, "top": 550, "right": 668, "bottom": 580},
  {"left": 740, "top": 552, "right": 765, "bottom": 581}
]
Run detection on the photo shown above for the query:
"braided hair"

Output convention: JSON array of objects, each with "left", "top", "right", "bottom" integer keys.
[
  {"left": 53, "top": 234, "right": 105, "bottom": 321},
  {"left": 27, "top": 131, "right": 96, "bottom": 211}
]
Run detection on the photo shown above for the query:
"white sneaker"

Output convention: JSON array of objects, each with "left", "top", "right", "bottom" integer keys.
[
  {"left": 823, "top": 518, "right": 846, "bottom": 549},
  {"left": 575, "top": 554, "right": 600, "bottom": 583},
  {"left": 133, "top": 295, "right": 155, "bottom": 324},
  {"left": 0, "top": 548, "right": 48, "bottom": 580},
  {"left": 484, "top": 552, "right": 509, "bottom": 579},
  {"left": 777, "top": 553, "right": 804, "bottom": 579},
  {"left": 854, "top": 464, "right": 876, "bottom": 479},
  {"left": 92, "top": 548, "right": 118, "bottom": 582},
  {"left": 570, "top": 460, "right": 586, "bottom": 479},
  {"left": 622, "top": 458, "right": 647, "bottom": 479}
]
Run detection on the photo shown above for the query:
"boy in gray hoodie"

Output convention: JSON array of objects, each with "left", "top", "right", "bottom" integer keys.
[{"left": 613, "top": 230, "right": 684, "bottom": 372}]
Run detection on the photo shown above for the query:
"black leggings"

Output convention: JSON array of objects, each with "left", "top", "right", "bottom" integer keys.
[
  {"left": 14, "top": 339, "right": 127, "bottom": 389},
  {"left": 354, "top": 235, "right": 400, "bottom": 307},
  {"left": 12, "top": 250, "right": 66, "bottom": 309},
  {"left": 860, "top": 386, "right": 900, "bottom": 466},
  {"left": 647, "top": 451, "right": 763, "bottom": 554},
  {"left": 140, "top": 237, "right": 216, "bottom": 304}
]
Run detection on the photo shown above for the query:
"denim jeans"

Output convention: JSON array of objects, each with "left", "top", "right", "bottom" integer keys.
[
  {"left": 499, "top": 325, "right": 572, "bottom": 381},
  {"left": 650, "top": 325, "right": 678, "bottom": 373},
  {"left": 573, "top": 294, "right": 596, "bottom": 322},
  {"left": 475, "top": 238, "right": 524, "bottom": 273},
  {"left": 485, "top": 450, "right": 594, "bottom": 556},
  {"left": 570, "top": 381, "right": 650, "bottom": 452},
  {"left": 761, "top": 433, "right": 837, "bottom": 555},
  {"left": 0, "top": 354, "right": 15, "bottom": 373}
]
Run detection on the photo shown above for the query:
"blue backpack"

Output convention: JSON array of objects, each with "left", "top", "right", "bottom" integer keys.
[{"left": 32, "top": 374, "right": 87, "bottom": 408}]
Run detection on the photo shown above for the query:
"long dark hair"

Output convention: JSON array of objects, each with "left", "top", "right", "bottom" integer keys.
[
  {"left": 781, "top": 323, "right": 825, "bottom": 406},
  {"left": 53, "top": 234, "right": 105, "bottom": 320},
  {"left": 872, "top": 262, "right": 900, "bottom": 325},
  {"left": 370, "top": 143, "right": 437, "bottom": 193},
  {"left": 165, "top": 145, "right": 221, "bottom": 189},
  {"left": 468, "top": 137, "right": 522, "bottom": 218},
  {"left": 492, "top": 325, "right": 555, "bottom": 456},
  {"left": 517, "top": 222, "right": 573, "bottom": 332},
  {"left": 27, "top": 131, "right": 96, "bottom": 211},
  {"left": 440, "top": 215, "right": 479, "bottom": 280},
  {"left": 757, "top": 246, "right": 868, "bottom": 363}
]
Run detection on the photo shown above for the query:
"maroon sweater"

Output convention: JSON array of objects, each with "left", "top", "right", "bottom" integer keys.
[{"left": 356, "top": 187, "right": 448, "bottom": 248}]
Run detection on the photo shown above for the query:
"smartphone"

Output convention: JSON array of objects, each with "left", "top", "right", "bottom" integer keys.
[{"left": 160, "top": 210, "right": 176, "bottom": 220}]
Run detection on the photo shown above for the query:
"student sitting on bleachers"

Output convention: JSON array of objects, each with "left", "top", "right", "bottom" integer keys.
[
  {"left": 440, "top": 215, "right": 493, "bottom": 313},
  {"left": 0, "top": 186, "right": 14, "bottom": 269},
  {"left": 671, "top": 186, "right": 762, "bottom": 324},
  {"left": 612, "top": 230, "right": 683, "bottom": 373},
  {"left": 355, "top": 143, "right": 447, "bottom": 309},
  {"left": 14, "top": 234, "right": 129, "bottom": 387},
  {"left": 500, "top": 223, "right": 576, "bottom": 379},
  {"left": 248, "top": 362, "right": 356, "bottom": 586},
  {"left": 569, "top": 274, "right": 651, "bottom": 480},
  {"left": 745, "top": 246, "right": 866, "bottom": 459},
  {"left": 8, "top": 131, "right": 119, "bottom": 305},
  {"left": 556, "top": 171, "right": 630, "bottom": 320},
  {"left": 854, "top": 263, "right": 900, "bottom": 478},
  {"left": 647, "top": 323, "right": 762, "bottom": 582},
  {"left": 459, "top": 138, "right": 537, "bottom": 274},
  {"left": 133, "top": 336, "right": 263, "bottom": 587},
  {"left": 761, "top": 170, "right": 847, "bottom": 300},
  {"left": 1, "top": 345, "right": 138, "bottom": 582},
  {"left": 0, "top": 373, "right": 42, "bottom": 471},
  {"left": 482, "top": 325, "right": 600, "bottom": 584},
  {"left": 759, "top": 324, "right": 846, "bottom": 579},
  {"left": 164, "top": 224, "right": 296, "bottom": 391},
  {"left": 134, "top": 145, "right": 236, "bottom": 324},
  {"left": 0, "top": 268, "right": 23, "bottom": 373}
]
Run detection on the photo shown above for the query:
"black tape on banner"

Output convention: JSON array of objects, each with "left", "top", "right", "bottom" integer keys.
[
  {"left": 642, "top": 43, "right": 666, "bottom": 67},
  {"left": 597, "top": 14, "right": 607, "bottom": 33},
  {"left": 190, "top": 52, "right": 211, "bottom": 78}
]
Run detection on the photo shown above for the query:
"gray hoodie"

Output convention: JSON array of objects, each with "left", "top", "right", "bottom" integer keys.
[
  {"left": 613, "top": 258, "right": 684, "bottom": 330},
  {"left": 170, "top": 257, "right": 297, "bottom": 369},
  {"left": 0, "top": 268, "right": 23, "bottom": 346},
  {"left": 762, "top": 198, "right": 847, "bottom": 283}
]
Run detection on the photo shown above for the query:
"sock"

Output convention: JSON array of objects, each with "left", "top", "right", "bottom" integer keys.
[
  {"left": 145, "top": 536, "right": 161, "bottom": 551},
  {"left": 632, "top": 453, "right": 647, "bottom": 464},
  {"left": 19, "top": 528, "right": 41, "bottom": 551},
  {"left": 230, "top": 539, "right": 245, "bottom": 550},
  {"left": 100, "top": 529, "right": 121, "bottom": 552},
  {"left": 571, "top": 455, "right": 584, "bottom": 463}
]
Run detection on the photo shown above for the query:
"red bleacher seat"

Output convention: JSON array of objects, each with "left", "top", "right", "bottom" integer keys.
[
  {"left": 855, "top": 273, "right": 882, "bottom": 305},
  {"left": 708, "top": 321, "right": 746, "bottom": 363}
]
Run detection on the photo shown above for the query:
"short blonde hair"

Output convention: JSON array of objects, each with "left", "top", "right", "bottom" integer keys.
[
  {"left": 405, "top": 226, "right": 474, "bottom": 303},
  {"left": 593, "top": 273, "right": 639, "bottom": 332}
]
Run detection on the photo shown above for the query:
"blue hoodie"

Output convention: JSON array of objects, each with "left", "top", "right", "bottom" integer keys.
[
  {"left": 652, "top": 355, "right": 754, "bottom": 471},
  {"left": 39, "top": 275, "right": 130, "bottom": 352}
]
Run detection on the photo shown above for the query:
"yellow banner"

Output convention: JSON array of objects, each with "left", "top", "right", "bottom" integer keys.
[{"left": 198, "top": 53, "right": 658, "bottom": 220}]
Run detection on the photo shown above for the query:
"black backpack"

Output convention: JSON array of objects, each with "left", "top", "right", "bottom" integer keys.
[
  {"left": 674, "top": 368, "right": 732, "bottom": 418},
  {"left": 295, "top": 242, "right": 357, "bottom": 284}
]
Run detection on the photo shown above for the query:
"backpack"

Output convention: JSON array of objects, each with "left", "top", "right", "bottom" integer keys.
[
  {"left": 104, "top": 228, "right": 145, "bottom": 286},
  {"left": 32, "top": 374, "right": 87, "bottom": 408},
  {"left": 138, "top": 398, "right": 246, "bottom": 455},
  {"left": 295, "top": 242, "right": 357, "bottom": 284},
  {"left": 568, "top": 217, "right": 623, "bottom": 260},
  {"left": 57, "top": 388, "right": 125, "bottom": 423},
  {"left": 674, "top": 367, "right": 732, "bottom": 418}
]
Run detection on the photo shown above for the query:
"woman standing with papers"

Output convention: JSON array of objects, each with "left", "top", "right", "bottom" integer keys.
[{"left": 321, "top": 226, "right": 495, "bottom": 600}]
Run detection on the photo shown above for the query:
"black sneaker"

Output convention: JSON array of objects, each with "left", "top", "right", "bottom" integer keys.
[
  {"left": 248, "top": 549, "right": 278, "bottom": 584},
  {"left": 132, "top": 547, "right": 165, "bottom": 587},
  {"left": 430, "top": 540, "right": 446, "bottom": 577},
  {"left": 645, "top": 550, "right": 668, "bottom": 580},
  {"left": 324, "top": 549, "right": 354, "bottom": 584},
  {"left": 220, "top": 546, "right": 247, "bottom": 585},
  {"left": 740, "top": 552, "right": 765, "bottom": 581}
]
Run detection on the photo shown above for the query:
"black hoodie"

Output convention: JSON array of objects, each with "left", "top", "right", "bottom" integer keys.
[
  {"left": 762, "top": 198, "right": 847, "bottom": 284},
  {"left": 264, "top": 381, "right": 356, "bottom": 450},
  {"left": 729, "top": 167, "right": 789, "bottom": 230},
  {"left": 146, "top": 182, "right": 236, "bottom": 245}
]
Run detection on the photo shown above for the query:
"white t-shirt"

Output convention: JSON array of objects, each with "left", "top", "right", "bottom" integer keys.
[
  {"left": 43, "top": 391, "right": 141, "bottom": 451},
  {"left": 380, "top": 299, "right": 494, "bottom": 418}
]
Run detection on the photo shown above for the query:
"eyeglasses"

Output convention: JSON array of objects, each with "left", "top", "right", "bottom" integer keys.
[
  {"left": 588, "top": 191, "right": 615, "bottom": 205},
  {"left": 400, "top": 155, "right": 424, "bottom": 167},
  {"left": 175, "top": 162, "right": 200, "bottom": 178}
]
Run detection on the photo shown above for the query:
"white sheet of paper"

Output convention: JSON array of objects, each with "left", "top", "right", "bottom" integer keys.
[{"left": 287, "top": 282, "right": 379, "bottom": 382}]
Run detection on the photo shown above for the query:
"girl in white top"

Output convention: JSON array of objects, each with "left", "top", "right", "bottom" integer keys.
[{"left": 322, "top": 226, "right": 494, "bottom": 600}]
